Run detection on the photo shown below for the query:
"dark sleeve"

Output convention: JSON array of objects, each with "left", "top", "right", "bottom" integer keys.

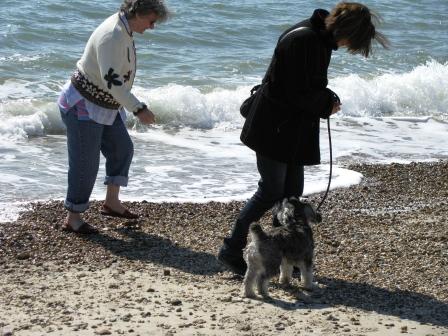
[{"left": 278, "top": 32, "right": 334, "bottom": 119}]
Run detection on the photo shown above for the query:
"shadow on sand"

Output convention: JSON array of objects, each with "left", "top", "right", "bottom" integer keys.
[
  {"left": 82, "top": 225, "right": 222, "bottom": 276},
  {"left": 248, "top": 276, "right": 448, "bottom": 329},
  {"left": 82, "top": 227, "right": 447, "bottom": 329}
]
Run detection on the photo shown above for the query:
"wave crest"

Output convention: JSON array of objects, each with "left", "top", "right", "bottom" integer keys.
[{"left": 0, "top": 60, "right": 446, "bottom": 139}]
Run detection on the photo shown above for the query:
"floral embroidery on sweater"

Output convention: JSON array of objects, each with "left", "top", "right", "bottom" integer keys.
[
  {"left": 123, "top": 70, "right": 132, "bottom": 83},
  {"left": 104, "top": 68, "right": 122, "bottom": 89}
]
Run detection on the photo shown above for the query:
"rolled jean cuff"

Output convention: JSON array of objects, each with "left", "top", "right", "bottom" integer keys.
[
  {"left": 64, "top": 200, "right": 89, "bottom": 213},
  {"left": 104, "top": 176, "right": 128, "bottom": 187}
]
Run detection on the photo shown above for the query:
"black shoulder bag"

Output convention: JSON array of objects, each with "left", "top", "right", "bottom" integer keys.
[{"left": 240, "top": 84, "right": 262, "bottom": 118}]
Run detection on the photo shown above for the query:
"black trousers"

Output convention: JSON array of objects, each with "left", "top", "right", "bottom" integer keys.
[{"left": 225, "top": 153, "right": 304, "bottom": 251}]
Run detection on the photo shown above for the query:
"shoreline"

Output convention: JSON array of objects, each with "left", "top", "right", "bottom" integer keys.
[{"left": 0, "top": 161, "right": 447, "bottom": 335}]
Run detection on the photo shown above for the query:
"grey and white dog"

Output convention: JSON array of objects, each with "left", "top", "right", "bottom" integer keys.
[{"left": 243, "top": 197, "right": 318, "bottom": 298}]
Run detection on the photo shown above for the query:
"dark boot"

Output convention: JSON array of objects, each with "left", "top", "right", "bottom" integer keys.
[{"left": 217, "top": 238, "right": 247, "bottom": 276}]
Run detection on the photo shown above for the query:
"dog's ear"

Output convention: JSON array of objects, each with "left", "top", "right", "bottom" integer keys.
[
  {"left": 283, "top": 198, "right": 296, "bottom": 220},
  {"left": 272, "top": 199, "right": 284, "bottom": 224},
  {"left": 289, "top": 196, "right": 300, "bottom": 202},
  {"left": 273, "top": 198, "right": 294, "bottom": 224},
  {"left": 303, "top": 203, "right": 318, "bottom": 225},
  {"left": 272, "top": 199, "right": 283, "bottom": 215},
  {"left": 284, "top": 198, "right": 297, "bottom": 212}
]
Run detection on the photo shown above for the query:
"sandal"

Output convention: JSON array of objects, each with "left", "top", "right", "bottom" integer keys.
[
  {"left": 100, "top": 204, "right": 139, "bottom": 219},
  {"left": 62, "top": 221, "right": 99, "bottom": 234}
]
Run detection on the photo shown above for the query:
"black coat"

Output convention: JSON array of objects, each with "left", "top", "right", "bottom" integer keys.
[{"left": 240, "top": 9, "right": 338, "bottom": 164}]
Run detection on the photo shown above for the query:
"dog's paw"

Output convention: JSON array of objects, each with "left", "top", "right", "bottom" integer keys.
[
  {"left": 297, "top": 290, "right": 314, "bottom": 303},
  {"left": 261, "top": 294, "right": 274, "bottom": 302},
  {"left": 279, "top": 277, "right": 292, "bottom": 285},
  {"left": 244, "top": 290, "right": 257, "bottom": 299},
  {"left": 303, "top": 281, "right": 320, "bottom": 291}
]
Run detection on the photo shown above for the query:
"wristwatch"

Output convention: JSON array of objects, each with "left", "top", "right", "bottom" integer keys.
[{"left": 133, "top": 103, "right": 147, "bottom": 116}]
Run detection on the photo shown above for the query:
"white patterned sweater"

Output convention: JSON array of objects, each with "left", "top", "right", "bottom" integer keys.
[{"left": 76, "top": 13, "right": 143, "bottom": 114}]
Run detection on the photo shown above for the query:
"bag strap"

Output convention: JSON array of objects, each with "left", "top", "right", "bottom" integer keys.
[
  {"left": 279, "top": 26, "right": 310, "bottom": 43},
  {"left": 250, "top": 84, "right": 261, "bottom": 95},
  {"left": 262, "top": 26, "right": 311, "bottom": 84}
]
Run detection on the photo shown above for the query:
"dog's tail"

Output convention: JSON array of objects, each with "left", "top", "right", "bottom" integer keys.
[{"left": 249, "top": 222, "right": 269, "bottom": 241}]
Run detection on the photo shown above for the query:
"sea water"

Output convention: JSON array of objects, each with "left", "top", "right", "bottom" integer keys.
[{"left": 1, "top": 0, "right": 447, "bottom": 222}]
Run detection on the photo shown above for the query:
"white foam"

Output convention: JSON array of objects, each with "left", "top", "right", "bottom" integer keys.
[
  {"left": 0, "top": 164, "right": 366, "bottom": 224},
  {"left": 0, "top": 165, "right": 362, "bottom": 223},
  {"left": 132, "top": 84, "right": 248, "bottom": 129},
  {"left": 0, "top": 53, "right": 43, "bottom": 64},
  {"left": 0, "top": 202, "right": 31, "bottom": 223},
  {"left": 0, "top": 173, "right": 38, "bottom": 184},
  {"left": 328, "top": 116, "right": 448, "bottom": 164},
  {"left": 331, "top": 60, "right": 448, "bottom": 119},
  {"left": 0, "top": 110, "right": 45, "bottom": 140},
  {"left": 0, "top": 99, "right": 65, "bottom": 141},
  {"left": 0, "top": 79, "right": 54, "bottom": 100},
  {"left": 0, "top": 60, "right": 447, "bottom": 139},
  {"left": 304, "top": 166, "right": 363, "bottom": 196},
  {"left": 131, "top": 127, "right": 252, "bottom": 160},
  {"left": 1, "top": 61, "right": 448, "bottom": 223}
]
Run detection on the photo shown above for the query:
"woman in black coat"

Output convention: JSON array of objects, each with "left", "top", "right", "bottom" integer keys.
[{"left": 218, "top": 2, "right": 389, "bottom": 275}]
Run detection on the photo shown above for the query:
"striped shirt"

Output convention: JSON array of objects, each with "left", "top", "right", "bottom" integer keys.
[{"left": 57, "top": 81, "right": 127, "bottom": 125}]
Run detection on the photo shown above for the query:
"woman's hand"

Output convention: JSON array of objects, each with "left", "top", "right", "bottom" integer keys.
[
  {"left": 137, "top": 107, "right": 156, "bottom": 125},
  {"left": 331, "top": 101, "right": 341, "bottom": 115}
]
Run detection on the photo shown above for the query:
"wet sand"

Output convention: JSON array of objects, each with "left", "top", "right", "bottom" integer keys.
[{"left": 0, "top": 161, "right": 447, "bottom": 335}]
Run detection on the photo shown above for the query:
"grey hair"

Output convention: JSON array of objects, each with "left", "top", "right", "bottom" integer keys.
[{"left": 120, "top": 0, "right": 169, "bottom": 22}]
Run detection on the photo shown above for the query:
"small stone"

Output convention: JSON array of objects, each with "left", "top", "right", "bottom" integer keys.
[
  {"left": 237, "top": 323, "right": 251, "bottom": 331},
  {"left": 121, "top": 314, "right": 132, "bottom": 322},
  {"left": 220, "top": 296, "right": 232, "bottom": 302},
  {"left": 17, "top": 252, "right": 31, "bottom": 260},
  {"left": 163, "top": 269, "right": 171, "bottom": 276},
  {"left": 170, "top": 299, "right": 182, "bottom": 306},
  {"left": 275, "top": 322, "right": 286, "bottom": 331}
]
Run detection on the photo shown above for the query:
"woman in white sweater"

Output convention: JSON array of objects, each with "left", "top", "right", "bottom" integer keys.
[{"left": 58, "top": 0, "right": 169, "bottom": 233}]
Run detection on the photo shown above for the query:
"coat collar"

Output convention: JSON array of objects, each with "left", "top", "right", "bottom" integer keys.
[
  {"left": 310, "top": 9, "right": 338, "bottom": 51},
  {"left": 119, "top": 12, "right": 133, "bottom": 37}
]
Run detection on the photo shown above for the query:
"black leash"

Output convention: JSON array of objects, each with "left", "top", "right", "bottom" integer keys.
[{"left": 315, "top": 117, "right": 333, "bottom": 220}]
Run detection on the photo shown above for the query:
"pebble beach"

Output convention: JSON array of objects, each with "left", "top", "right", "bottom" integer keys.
[
  {"left": 0, "top": 161, "right": 447, "bottom": 336},
  {"left": 2, "top": 1, "right": 448, "bottom": 335}
]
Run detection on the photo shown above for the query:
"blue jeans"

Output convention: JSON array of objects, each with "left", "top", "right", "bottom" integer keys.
[
  {"left": 60, "top": 107, "right": 134, "bottom": 213},
  {"left": 225, "top": 154, "right": 304, "bottom": 250}
]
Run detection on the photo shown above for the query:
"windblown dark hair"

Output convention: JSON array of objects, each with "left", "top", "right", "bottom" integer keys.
[
  {"left": 120, "top": 0, "right": 169, "bottom": 22},
  {"left": 325, "top": 2, "right": 389, "bottom": 57}
]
